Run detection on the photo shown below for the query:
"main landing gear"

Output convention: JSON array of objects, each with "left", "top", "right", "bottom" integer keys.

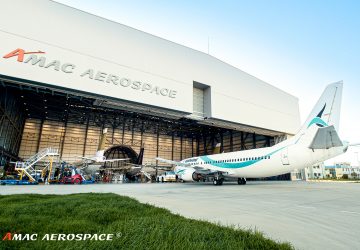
[
  {"left": 238, "top": 178, "right": 246, "bottom": 185},
  {"left": 213, "top": 174, "right": 224, "bottom": 186}
]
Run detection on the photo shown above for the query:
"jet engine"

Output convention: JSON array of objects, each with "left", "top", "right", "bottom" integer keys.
[{"left": 180, "top": 168, "right": 201, "bottom": 182}]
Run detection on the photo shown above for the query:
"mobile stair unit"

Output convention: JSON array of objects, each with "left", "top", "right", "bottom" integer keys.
[
  {"left": 15, "top": 148, "right": 59, "bottom": 182},
  {"left": 140, "top": 170, "right": 152, "bottom": 183}
]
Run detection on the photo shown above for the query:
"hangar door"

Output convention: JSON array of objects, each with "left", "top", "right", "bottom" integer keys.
[{"left": 193, "top": 87, "right": 204, "bottom": 118}]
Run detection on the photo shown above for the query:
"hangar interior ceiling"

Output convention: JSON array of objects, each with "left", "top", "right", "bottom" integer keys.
[{"left": 0, "top": 79, "right": 277, "bottom": 167}]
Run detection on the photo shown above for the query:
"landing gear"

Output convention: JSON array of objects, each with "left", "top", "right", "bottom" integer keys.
[
  {"left": 213, "top": 177, "right": 224, "bottom": 186},
  {"left": 237, "top": 178, "right": 246, "bottom": 185}
]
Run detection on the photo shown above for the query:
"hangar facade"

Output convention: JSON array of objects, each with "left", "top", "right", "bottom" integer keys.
[{"left": 0, "top": 0, "right": 301, "bottom": 179}]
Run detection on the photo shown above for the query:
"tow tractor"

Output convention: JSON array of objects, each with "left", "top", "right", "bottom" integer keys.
[
  {"left": 59, "top": 166, "right": 94, "bottom": 184},
  {"left": 156, "top": 171, "right": 177, "bottom": 183},
  {"left": 60, "top": 167, "right": 83, "bottom": 184}
]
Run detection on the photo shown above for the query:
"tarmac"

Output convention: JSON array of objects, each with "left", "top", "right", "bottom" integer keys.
[{"left": 1, "top": 181, "right": 359, "bottom": 250}]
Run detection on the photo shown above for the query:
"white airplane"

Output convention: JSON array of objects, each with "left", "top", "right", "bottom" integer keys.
[
  {"left": 156, "top": 82, "right": 351, "bottom": 185},
  {"left": 77, "top": 128, "right": 129, "bottom": 164},
  {"left": 75, "top": 128, "right": 130, "bottom": 175}
]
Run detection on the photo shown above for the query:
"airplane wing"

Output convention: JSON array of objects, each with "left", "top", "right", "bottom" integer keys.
[
  {"left": 309, "top": 125, "right": 343, "bottom": 149},
  {"left": 124, "top": 162, "right": 143, "bottom": 167},
  {"left": 192, "top": 165, "right": 229, "bottom": 175},
  {"left": 155, "top": 157, "right": 190, "bottom": 167},
  {"left": 79, "top": 156, "right": 94, "bottom": 161},
  {"left": 74, "top": 157, "right": 96, "bottom": 165},
  {"left": 103, "top": 158, "right": 130, "bottom": 162},
  {"left": 121, "top": 162, "right": 143, "bottom": 169}
]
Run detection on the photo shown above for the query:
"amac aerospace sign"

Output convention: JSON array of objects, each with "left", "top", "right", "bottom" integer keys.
[{"left": 2, "top": 48, "right": 178, "bottom": 98}]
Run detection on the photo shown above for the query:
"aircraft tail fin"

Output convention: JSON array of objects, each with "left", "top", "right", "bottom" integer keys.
[
  {"left": 97, "top": 128, "right": 108, "bottom": 151},
  {"left": 95, "top": 128, "right": 108, "bottom": 159},
  {"left": 300, "top": 82, "right": 343, "bottom": 133},
  {"left": 212, "top": 143, "right": 221, "bottom": 154},
  {"left": 136, "top": 146, "right": 144, "bottom": 165}
]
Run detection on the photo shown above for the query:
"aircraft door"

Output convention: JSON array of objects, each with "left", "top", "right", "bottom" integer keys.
[{"left": 281, "top": 148, "right": 290, "bottom": 165}]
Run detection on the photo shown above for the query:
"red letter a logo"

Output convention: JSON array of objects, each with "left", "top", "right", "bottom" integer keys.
[
  {"left": 2, "top": 232, "right": 12, "bottom": 241},
  {"left": 3, "top": 48, "right": 45, "bottom": 62}
]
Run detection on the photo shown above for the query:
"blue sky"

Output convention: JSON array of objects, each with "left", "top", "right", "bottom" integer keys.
[{"left": 56, "top": 0, "right": 360, "bottom": 164}]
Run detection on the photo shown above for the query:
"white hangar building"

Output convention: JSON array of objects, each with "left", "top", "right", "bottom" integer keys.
[{"left": 0, "top": 0, "right": 300, "bottom": 179}]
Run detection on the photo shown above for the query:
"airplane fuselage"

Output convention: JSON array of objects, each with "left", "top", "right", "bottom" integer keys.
[{"left": 178, "top": 126, "right": 347, "bottom": 179}]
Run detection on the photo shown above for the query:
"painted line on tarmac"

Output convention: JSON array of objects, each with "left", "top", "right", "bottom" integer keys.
[
  {"left": 340, "top": 210, "right": 360, "bottom": 215},
  {"left": 261, "top": 201, "right": 277, "bottom": 205},
  {"left": 297, "top": 205, "right": 316, "bottom": 209}
]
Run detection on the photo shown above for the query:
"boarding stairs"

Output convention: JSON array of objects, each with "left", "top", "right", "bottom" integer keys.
[
  {"left": 15, "top": 148, "right": 59, "bottom": 182},
  {"left": 140, "top": 170, "right": 152, "bottom": 183}
]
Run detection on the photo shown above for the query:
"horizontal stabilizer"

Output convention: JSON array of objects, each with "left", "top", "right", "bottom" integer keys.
[
  {"left": 309, "top": 125, "right": 343, "bottom": 149},
  {"left": 103, "top": 158, "right": 130, "bottom": 162}
]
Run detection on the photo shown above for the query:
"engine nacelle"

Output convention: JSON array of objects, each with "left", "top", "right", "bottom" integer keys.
[{"left": 180, "top": 168, "right": 201, "bottom": 182}]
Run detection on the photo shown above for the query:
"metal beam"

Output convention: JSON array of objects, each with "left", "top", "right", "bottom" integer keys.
[
  {"left": 196, "top": 136, "right": 200, "bottom": 156},
  {"left": 203, "top": 133, "right": 207, "bottom": 155},
  {"left": 180, "top": 134, "right": 183, "bottom": 159},
  {"left": 0, "top": 102, "right": 20, "bottom": 132},
  {"left": 220, "top": 131, "right": 224, "bottom": 152},
  {"left": 59, "top": 114, "right": 68, "bottom": 159},
  {"left": 35, "top": 119, "right": 44, "bottom": 152},
  {"left": 171, "top": 132, "right": 174, "bottom": 160},
  {"left": 82, "top": 116, "right": 90, "bottom": 156},
  {"left": 131, "top": 119, "right": 135, "bottom": 145},
  {"left": 252, "top": 133, "right": 256, "bottom": 149},
  {"left": 156, "top": 124, "right": 160, "bottom": 163},
  {"left": 121, "top": 119, "right": 126, "bottom": 145},
  {"left": 140, "top": 121, "right": 144, "bottom": 148},
  {"left": 191, "top": 137, "right": 194, "bottom": 157}
]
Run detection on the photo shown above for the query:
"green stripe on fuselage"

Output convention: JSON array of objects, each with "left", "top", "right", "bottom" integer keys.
[{"left": 199, "top": 146, "right": 286, "bottom": 169}]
